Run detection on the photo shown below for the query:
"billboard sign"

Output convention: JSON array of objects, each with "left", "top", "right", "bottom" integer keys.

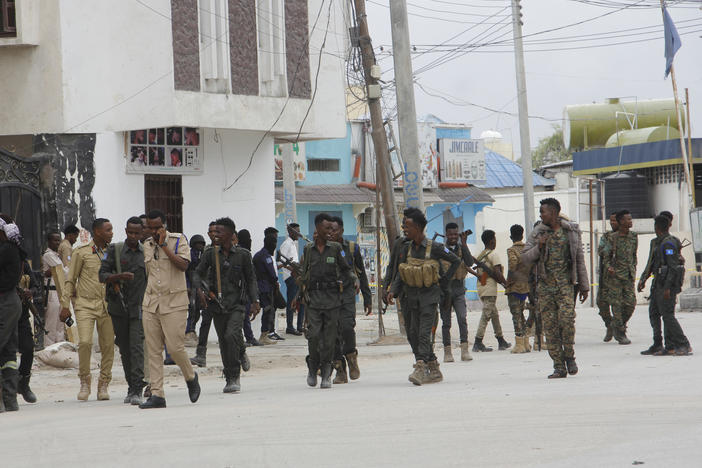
[{"left": 439, "top": 138, "right": 486, "bottom": 184}]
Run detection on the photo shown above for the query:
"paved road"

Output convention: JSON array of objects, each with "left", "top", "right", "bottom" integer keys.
[{"left": 2, "top": 306, "right": 701, "bottom": 467}]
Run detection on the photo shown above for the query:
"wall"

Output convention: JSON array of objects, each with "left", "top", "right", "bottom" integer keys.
[
  {"left": 275, "top": 203, "right": 359, "bottom": 239},
  {"left": 300, "top": 122, "right": 353, "bottom": 186},
  {"left": 92, "top": 128, "right": 275, "bottom": 250}
]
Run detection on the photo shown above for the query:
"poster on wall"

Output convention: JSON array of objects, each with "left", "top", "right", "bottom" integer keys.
[
  {"left": 274, "top": 142, "right": 306, "bottom": 182},
  {"left": 126, "top": 127, "right": 203, "bottom": 174},
  {"left": 439, "top": 138, "right": 486, "bottom": 184},
  {"left": 390, "top": 121, "right": 439, "bottom": 189}
]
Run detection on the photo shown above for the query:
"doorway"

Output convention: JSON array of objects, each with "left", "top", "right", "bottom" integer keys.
[{"left": 144, "top": 175, "right": 183, "bottom": 233}]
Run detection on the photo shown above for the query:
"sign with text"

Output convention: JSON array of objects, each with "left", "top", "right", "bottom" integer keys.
[{"left": 439, "top": 138, "right": 486, "bottom": 184}]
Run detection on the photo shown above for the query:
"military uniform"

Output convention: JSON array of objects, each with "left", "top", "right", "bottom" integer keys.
[
  {"left": 299, "top": 241, "right": 354, "bottom": 386},
  {"left": 333, "top": 240, "right": 371, "bottom": 382},
  {"left": 142, "top": 232, "right": 196, "bottom": 400},
  {"left": 194, "top": 244, "right": 258, "bottom": 390},
  {"left": 506, "top": 241, "right": 531, "bottom": 353},
  {"left": 0, "top": 240, "right": 22, "bottom": 412},
  {"left": 439, "top": 243, "right": 473, "bottom": 347},
  {"left": 596, "top": 232, "right": 615, "bottom": 332},
  {"left": 58, "top": 238, "right": 74, "bottom": 268},
  {"left": 99, "top": 242, "right": 147, "bottom": 401},
  {"left": 601, "top": 231, "right": 637, "bottom": 339},
  {"left": 391, "top": 238, "right": 459, "bottom": 384},
  {"left": 647, "top": 234, "right": 690, "bottom": 353},
  {"left": 61, "top": 240, "right": 115, "bottom": 399}
]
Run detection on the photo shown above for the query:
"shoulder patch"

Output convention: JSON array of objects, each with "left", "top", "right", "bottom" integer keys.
[
  {"left": 266, "top": 257, "right": 273, "bottom": 263},
  {"left": 444, "top": 247, "right": 449, "bottom": 253},
  {"left": 341, "top": 250, "right": 346, "bottom": 257},
  {"left": 665, "top": 248, "right": 675, "bottom": 256}
]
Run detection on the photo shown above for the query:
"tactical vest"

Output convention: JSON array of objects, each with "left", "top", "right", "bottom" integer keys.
[
  {"left": 398, "top": 240, "right": 440, "bottom": 288},
  {"left": 439, "top": 245, "right": 468, "bottom": 281}
]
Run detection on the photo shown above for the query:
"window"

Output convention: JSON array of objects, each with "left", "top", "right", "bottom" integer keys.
[
  {"left": 199, "top": 0, "right": 230, "bottom": 93},
  {"left": 257, "top": 0, "right": 287, "bottom": 97},
  {"left": 127, "top": 127, "right": 203, "bottom": 174},
  {"left": 145, "top": 175, "right": 183, "bottom": 233},
  {"left": 307, "top": 158, "right": 340, "bottom": 172},
  {"left": 0, "top": 0, "right": 16, "bottom": 37}
]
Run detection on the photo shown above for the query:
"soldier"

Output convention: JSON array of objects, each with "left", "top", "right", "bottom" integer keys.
[
  {"left": 185, "top": 234, "right": 206, "bottom": 347},
  {"left": 298, "top": 213, "right": 355, "bottom": 389},
  {"left": 638, "top": 215, "right": 691, "bottom": 356},
  {"left": 438, "top": 222, "right": 474, "bottom": 363},
  {"left": 505, "top": 224, "right": 531, "bottom": 354},
  {"left": 253, "top": 235, "right": 280, "bottom": 346},
  {"left": 597, "top": 212, "right": 619, "bottom": 342},
  {"left": 190, "top": 222, "right": 218, "bottom": 367},
  {"left": 60, "top": 218, "right": 115, "bottom": 401},
  {"left": 0, "top": 215, "right": 24, "bottom": 412},
  {"left": 329, "top": 216, "right": 371, "bottom": 384},
  {"left": 521, "top": 198, "right": 589, "bottom": 379},
  {"left": 42, "top": 232, "right": 66, "bottom": 346},
  {"left": 602, "top": 210, "right": 637, "bottom": 345},
  {"left": 59, "top": 224, "right": 80, "bottom": 268},
  {"left": 194, "top": 217, "right": 259, "bottom": 393},
  {"left": 382, "top": 235, "right": 410, "bottom": 334},
  {"left": 139, "top": 210, "right": 200, "bottom": 409},
  {"left": 387, "top": 208, "right": 460, "bottom": 386},
  {"left": 99, "top": 217, "right": 148, "bottom": 405},
  {"left": 473, "top": 230, "right": 510, "bottom": 352}
]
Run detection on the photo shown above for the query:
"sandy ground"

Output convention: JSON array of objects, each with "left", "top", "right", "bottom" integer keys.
[{"left": 2, "top": 305, "right": 701, "bottom": 468}]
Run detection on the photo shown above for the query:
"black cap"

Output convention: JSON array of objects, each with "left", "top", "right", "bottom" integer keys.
[{"left": 190, "top": 234, "right": 206, "bottom": 247}]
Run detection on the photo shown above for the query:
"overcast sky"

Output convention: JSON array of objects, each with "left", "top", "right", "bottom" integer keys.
[{"left": 363, "top": 0, "right": 702, "bottom": 157}]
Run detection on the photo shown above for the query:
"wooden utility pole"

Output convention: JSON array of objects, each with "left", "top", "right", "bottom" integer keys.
[{"left": 352, "top": 0, "right": 399, "bottom": 245}]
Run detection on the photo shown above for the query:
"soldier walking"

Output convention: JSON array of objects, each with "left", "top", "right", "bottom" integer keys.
[
  {"left": 521, "top": 199, "right": 589, "bottom": 379},
  {"left": 438, "top": 223, "right": 474, "bottom": 363},
  {"left": 60, "top": 218, "right": 115, "bottom": 401},
  {"left": 194, "top": 217, "right": 259, "bottom": 393},
  {"left": 99, "top": 217, "right": 148, "bottom": 405},
  {"left": 597, "top": 212, "right": 619, "bottom": 342},
  {"left": 602, "top": 210, "right": 637, "bottom": 345},
  {"left": 473, "top": 230, "right": 510, "bottom": 352},
  {"left": 387, "top": 208, "right": 460, "bottom": 385},
  {"left": 190, "top": 222, "right": 218, "bottom": 367},
  {"left": 505, "top": 224, "right": 531, "bottom": 354},
  {"left": 298, "top": 213, "right": 355, "bottom": 389},
  {"left": 329, "top": 216, "right": 371, "bottom": 384},
  {"left": 637, "top": 215, "right": 692, "bottom": 356},
  {"left": 139, "top": 210, "right": 200, "bottom": 409}
]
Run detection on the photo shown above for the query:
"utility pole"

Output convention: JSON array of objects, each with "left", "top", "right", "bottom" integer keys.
[
  {"left": 511, "top": 0, "right": 535, "bottom": 233},
  {"left": 353, "top": 0, "right": 399, "bottom": 245},
  {"left": 388, "top": 0, "right": 423, "bottom": 210}
]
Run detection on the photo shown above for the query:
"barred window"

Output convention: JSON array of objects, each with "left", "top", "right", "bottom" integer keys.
[{"left": 307, "top": 158, "right": 340, "bottom": 172}]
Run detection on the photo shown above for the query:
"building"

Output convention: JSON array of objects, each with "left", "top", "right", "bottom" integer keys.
[{"left": 0, "top": 0, "right": 349, "bottom": 265}]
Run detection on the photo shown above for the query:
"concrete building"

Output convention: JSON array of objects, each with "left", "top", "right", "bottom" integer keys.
[{"left": 0, "top": 0, "right": 349, "bottom": 264}]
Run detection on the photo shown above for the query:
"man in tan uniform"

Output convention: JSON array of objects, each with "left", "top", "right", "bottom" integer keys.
[
  {"left": 58, "top": 225, "right": 80, "bottom": 268},
  {"left": 60, "top": 219, "right": 115, "bottom": 401},
  {"left": 139, "top": 209, "right": 200, "bottom": 409}
]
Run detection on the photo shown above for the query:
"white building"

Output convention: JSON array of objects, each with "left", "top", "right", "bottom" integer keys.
[{"left": 0, "top": 0, "right": 348, "bottom": 263}]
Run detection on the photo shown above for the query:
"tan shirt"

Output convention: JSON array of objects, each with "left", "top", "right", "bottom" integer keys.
[
  {"left": 60, "top": 240, "right": 107, "bottom": 313},
  {"left": 476, "top": 249, "right": 501, "bottom": 298},
  {"left": 142, "top": 232, "right": 190, "bottom": 314},
  {"left": 58, "top": 239, "right": 74, "bottom": 267}
]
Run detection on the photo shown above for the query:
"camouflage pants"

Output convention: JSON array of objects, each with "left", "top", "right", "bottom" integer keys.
[
  {"left": 476, "top": 296, "right": 503, "bottom": 339},
  {"left": 605, "top": 278, "right": 636, "bottom": 334},
  {"left": 507, "top": 294, "right": 527, "bottom": 337},
  {"left": 596, "top": 274, "right": 612, "bottom": 325},
  {"left": 538, "top": 283, "right": 575, "bottom": 370}
]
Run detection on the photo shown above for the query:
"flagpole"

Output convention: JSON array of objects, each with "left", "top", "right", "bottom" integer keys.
[{"left": 685, "top": 87, "right": 695, "bottom": 206}]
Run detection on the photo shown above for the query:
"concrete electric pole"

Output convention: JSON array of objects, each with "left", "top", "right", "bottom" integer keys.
[
  {"left": 388, "top": 0, "right": 423, "bottom": 210},
  {"left": 511, "top": 0, "right": 535, "bottom": 233}
]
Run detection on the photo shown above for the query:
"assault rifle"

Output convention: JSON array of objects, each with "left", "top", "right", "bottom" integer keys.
[
  {"left": 473, "top": 257, "right": 506, "bottom": 287},
  {"left": 17, "top": 287, "right": 48, "bottom": 336},
  {"left": 112, "top": 283, "right": 129, "bottom": 314},
  {"left": 278, "top": 252, "right": 302, "bottom": 278},
  {"left": 200, "top": 280, "right": 225, "bottom": 311}
]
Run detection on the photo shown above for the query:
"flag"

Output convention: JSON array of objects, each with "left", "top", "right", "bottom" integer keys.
[{"left": 663, "top": 6, "right": 682, "bottom": 78}]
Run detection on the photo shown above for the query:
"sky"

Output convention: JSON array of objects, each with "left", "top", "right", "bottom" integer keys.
[{"left": 362, "top": 0, "right": 702, "bottom": 158}]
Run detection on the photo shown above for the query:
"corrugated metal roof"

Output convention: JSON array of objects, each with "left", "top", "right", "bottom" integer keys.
[
  {"left": 480, "top": 151, "right": 556, "bottom": 188},
  {"left": 275, "top": 184, "right": 494, "bottom": 204}
]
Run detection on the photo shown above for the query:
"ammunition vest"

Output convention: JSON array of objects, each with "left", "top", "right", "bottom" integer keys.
[
  {"left": 398, "top": 240, "right": 440, "bottom": 288},
  {"left": 440, "top": 245, "right": 468, "bottom": 281}
]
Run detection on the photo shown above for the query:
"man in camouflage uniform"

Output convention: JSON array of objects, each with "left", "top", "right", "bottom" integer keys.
[
  {"left": 597, "top": 212, "right": 619, "bottom": 342},
  {"left": 299, "top": 213, "right": 356, "bottom": 389},
  {"left": 506, "top": 224, "right": 531, "bottom": 354},
  {"left": 387, "top": 208, "right": 460, "bottom": 386},
  {"left": 601, "top": 210, "right": 637, "bottom": 345},
  {"left": 521, "top": 198, "right": 589, "bottom": 379}
]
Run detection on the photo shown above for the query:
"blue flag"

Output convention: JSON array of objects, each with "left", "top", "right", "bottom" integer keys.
[{"left": 663, "top": 7, "right": 682, "bottom": 78}]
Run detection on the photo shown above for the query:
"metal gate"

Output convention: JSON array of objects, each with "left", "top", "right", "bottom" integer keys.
[{"left": 144, "top": 174, "right": 183, "bottom": 233}]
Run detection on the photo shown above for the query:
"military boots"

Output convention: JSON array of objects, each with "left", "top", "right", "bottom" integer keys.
[
  {"left": 425, "top": 360, "right": 443, "bottom": 384},
  {"left": 223, "top": 375, "right": 241, "bottom": 393},
  {"left": 333, "top": 359, "right": 348, "bottom": 384},
  {"left": 345, "top": 351, "right": 360, "bottom": 380},
  {"left": 443, "top": 345, "right": 455, "bottom": 363},
  {"left": 306, "top": 356, "right": 318, "bottom": 387},
  {"left": 97, "top": 378, "right": 110, "bottom": 401},
  {"left": 460, "top": 342, "right": 473, "bottom": 361},
  {"left": 77, "top": 375, "right": 91, "bottom": 401},
  {"left": 1, "top": 368, "right": 19, "bottom": 412},
  {"left": 497, "top": 336, "right": 512, "bottom": 350},
  {"left": 408, "top": 360, "right": 427, "bottom": 386},
  {"left": 320, "top": 364, "right": 333, "bottom": 389},
  {"left": 190, "top": 345, "right": 207, "bottom": 367},
  {"left": 510, "top": 336, "right": 530, "bottom": 354},
  {"left": 18, "top": 374, "right": 37, "bottom": 403},
  {"left": 472, "top": 337, "right": 493, "bottom": 352},
  {"left": 603, "top": 321, "right": 614, "bottom": 342}
]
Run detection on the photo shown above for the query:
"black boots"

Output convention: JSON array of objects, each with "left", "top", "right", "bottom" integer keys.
[
  {"left": 186, "top": 372, "right": 201, "bottom": 403},
  {"left": 641, "top": 343, "right": 663, "bottom": 355},
  {"left": 1, "top": 368, "right": 19, "bottom": 412},
  {"left": 190, "top": 346, "right": 207, "bottom": 367},
  {"left": 139, "top": 395, "right": 167, "bottom": 409},
  {"left": 18, "top": 374, "right": 37, "bottom": 403},
  {"left": 320, "top": 363, "right": 333, "bottom": 389},
  {"left": 565, "top": 358, "right": 578, "bottom": 375},
  {"left": 223, "top": 375, "right": 241, "bottom": 393},
  {"left": 306, "top": 356, "right": 318, "bottom": 387},
  {"left": 548, "top": 368, "right": 567, "bottom": 379},
  {"left": 497, "top": 336, "right": 512, "bottom": 351},
  {"left": 472, "top": 337, "right": 493, "bottom": 352},
  {"left": 241, "top": 352, "right": 251, "bottom": 372}
]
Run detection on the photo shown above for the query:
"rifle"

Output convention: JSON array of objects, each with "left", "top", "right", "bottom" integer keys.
[
  {"left": 17, "top": 287, "right": 48, "bottom": 336},
  {"left": 432, "top": 229, "right": 473, "bottom": 241},
  {"left": 290, "top": 228, "right": 312, "bottom": 243},
  {"left": 113, "top": 284, "right": 129, "bottom": 314},
  {"left": 200, "top": 280, "right": 225, "bottom": 311},
  {"left": 278, "top": 252, "right": 302, "bottom": 278},
  {"left": 473, "top": 257, "right": 505, "bottom": 287}
]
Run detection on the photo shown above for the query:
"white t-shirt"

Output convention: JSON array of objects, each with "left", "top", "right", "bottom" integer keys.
[{"left": 279, "top": 236, "right": 298, "bottom": 281}]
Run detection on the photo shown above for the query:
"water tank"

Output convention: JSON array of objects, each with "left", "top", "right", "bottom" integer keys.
[
  {"left": 605, "top": 125, "right": 680, "bottom": 148},
  {"left": 602, "top": 172, "right": 651, "bottom": 219}
]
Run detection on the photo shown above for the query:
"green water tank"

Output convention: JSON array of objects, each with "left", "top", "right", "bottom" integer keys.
[
  {"left": 563, "top": 98, "right": 685, "bottom": 150},
  {"left": 605, "top": 125, "right": 681, "bottom": 148}
]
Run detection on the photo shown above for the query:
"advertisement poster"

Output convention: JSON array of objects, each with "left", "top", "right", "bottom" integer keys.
[
  {"left": 390, "top": 121, "right": 439, "bottom": 189},
  {"left": 439, "top": 138, "right": 487, "bottom": 184},
  {"left": 127, "top": 127, "right": 203, "bottom": 174},
  {"left": 274, "top": 142, "right": 306, "bottom": 182}
]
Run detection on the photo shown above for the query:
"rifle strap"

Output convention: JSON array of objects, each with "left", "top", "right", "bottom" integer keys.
[
  {"left": 114, "top": 243, "right": 124, "bottom": 275},
  {"left": 214, "top": 245, "right": 222, "bottom": 298}
]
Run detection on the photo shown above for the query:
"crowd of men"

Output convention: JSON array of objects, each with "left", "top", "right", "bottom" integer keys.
[{"left": 0, "top": 197, "right": 692, "bottom": 412}]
